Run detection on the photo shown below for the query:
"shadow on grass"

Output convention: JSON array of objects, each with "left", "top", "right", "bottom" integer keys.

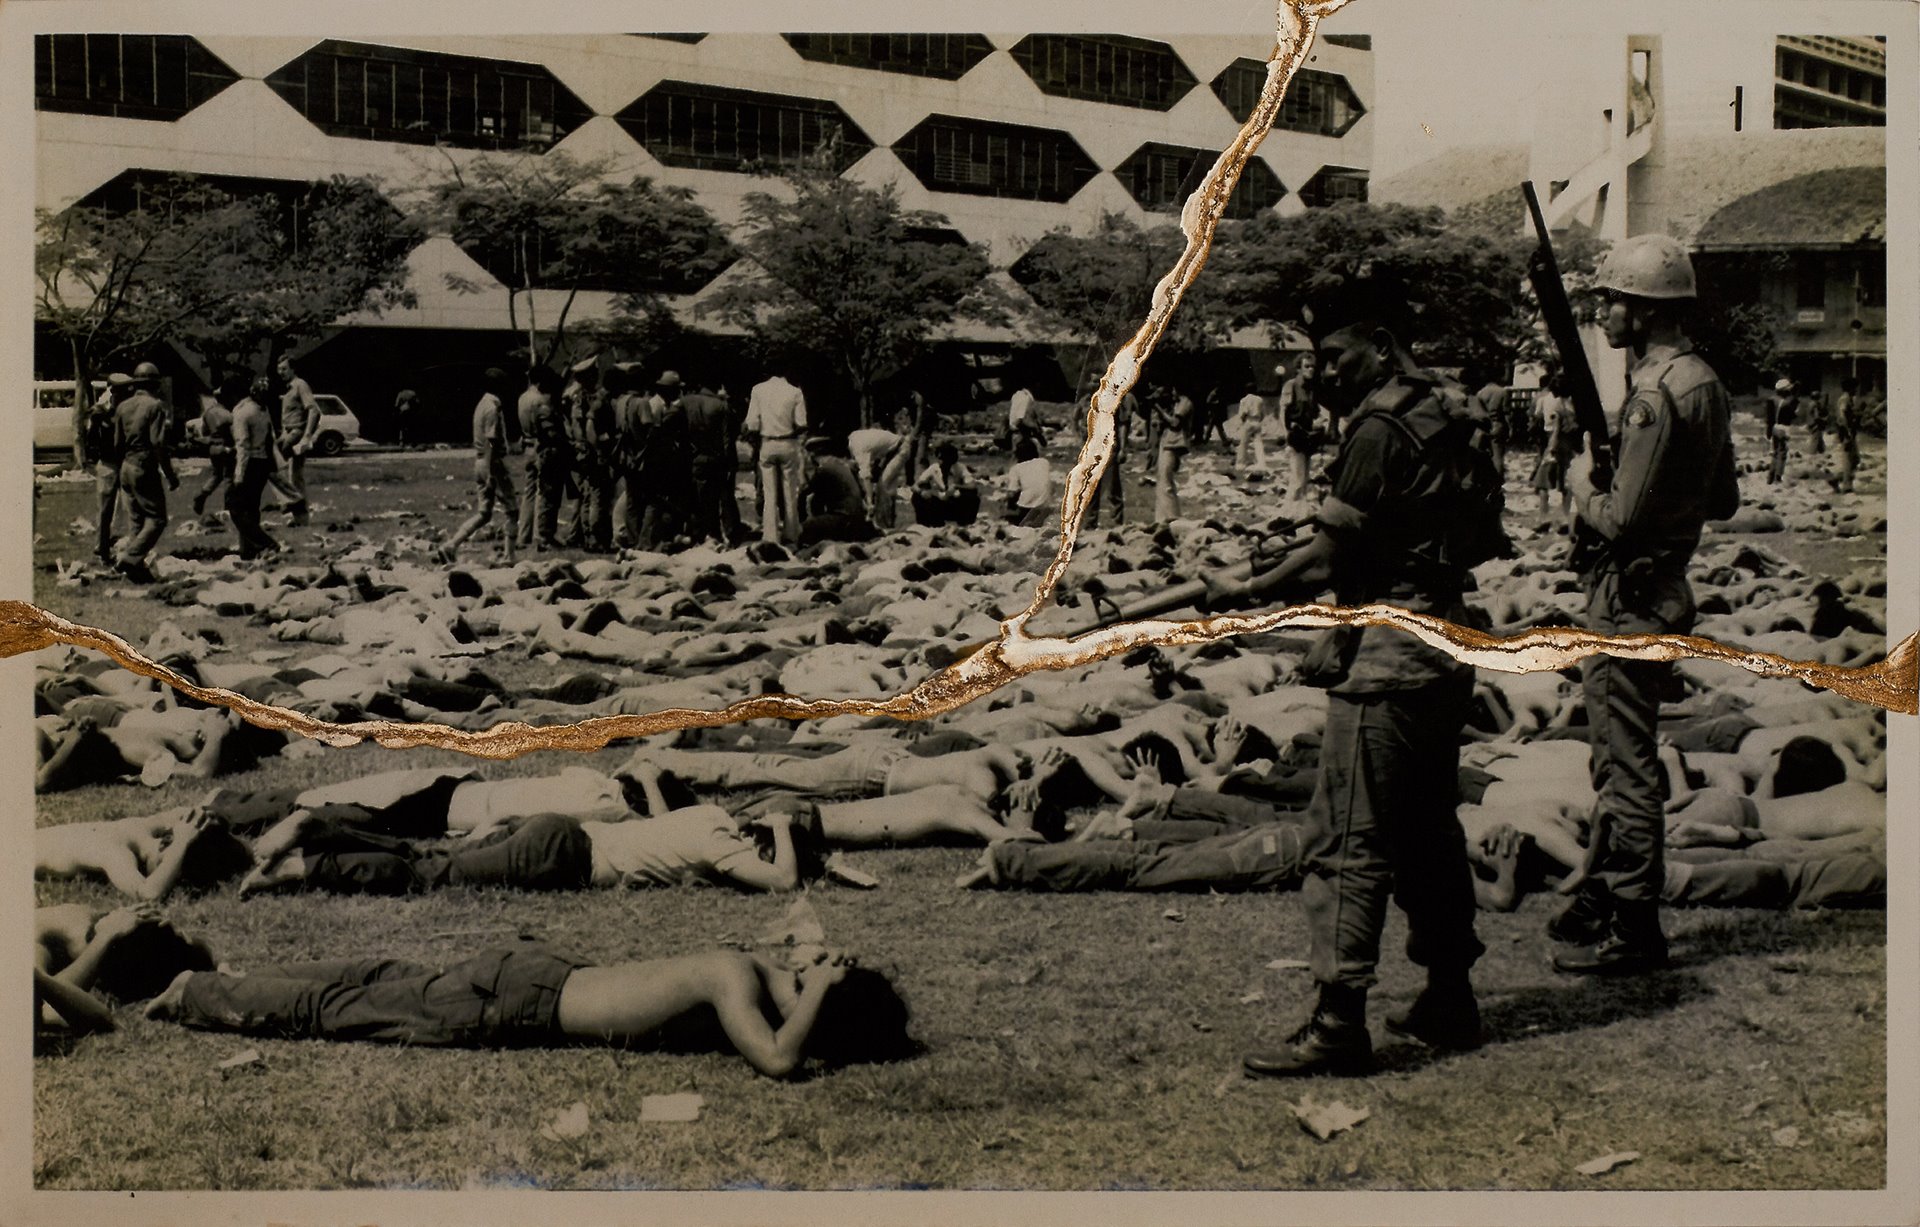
[{"left": 1372, "top": 969, "right": 1713, "bottom": 1074}]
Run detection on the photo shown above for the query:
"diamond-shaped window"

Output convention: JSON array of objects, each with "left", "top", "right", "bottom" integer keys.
[
  {"left": 1009, "top": 35, "right": 1196, "bottom": 111},
  {"left": 264, "top": 40, "right": 592, "bottom": 151},
  {"left": 893, "top": 114, "right": 1098, "bottom": 203},
  {"left": 1212, "top": 59, "right": 1366, "bottom": 138},
  {"left": 1116, "top": 143, "right": 1287, "bottom": 219},
  {"left": 73, "top": 169, "right": 413, "bottom": 255},
  {"left": 615, "top": 81, "right": 872, "bottom": 174},
  {"left": 628, "top": 34, "right": 708, "bottom": 44},
  {"left": 36, "top": 35, "right": 239, "bottom": 122},
  {"left": 1297, "top": 165, "right": 1369, "bottom": 208},
  {"left": 783, "top": 34, "right": 994, "bottom": 81}
]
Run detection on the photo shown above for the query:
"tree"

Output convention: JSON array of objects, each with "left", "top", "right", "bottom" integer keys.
[
  {"left": 173, "top": 175, "right": 422, "bottom": 374},
  {"left": 703, "top": 141, "right": 1011, "bottom": 429},
  {"left": 36, "top": 174, "right": 421, "bottom": 454},
  {"left": 410, "top": 151, "right": 731, "bottom": 368},
  {"left": 1013, "top": 212, "right": 1227, "bottom": 398},
  {"left": 1210, "top": 202, "right": 1535, "bottom": 374}
]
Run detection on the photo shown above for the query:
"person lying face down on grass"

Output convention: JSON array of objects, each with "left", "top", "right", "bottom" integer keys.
[
  {"left": 145, "top": 941, "right": 914, "bottom": 1079},
  {"left": 1458, "top": 780, "right": 1886, "bottom": 916},
  {"left": 235, "top": 802, "right": 808, "bottom": 897},
  {"left": 35, "top": 809, "right": 255, "bottom": 901},
  {"left": 34, "top": 705, "right": 266, "bottom": 794},
  {"left": 35, "top": 903, "right": 217, "bottom": 1032}
]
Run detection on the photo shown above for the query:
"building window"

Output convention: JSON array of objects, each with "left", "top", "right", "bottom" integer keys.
[
  {"left": 1795, "top": 255, "right": 1826, "bottom": 311},
  {"left": 627, "top": 34, "right": 707, "bottom": 44},
  {"left": 1116, "top": 143, "right": 1287, "bottom": 218},
  {"left": 71, "top": 168, "right": 403, "bottom": 257},
  {"left": 1855, "top": 256, "right": 1884, "bottom": 309},
  {"left": 35, "top": 34, "right": 239, "bottom": 121},
  {"left": 1008, "top": 35, "right": 1197, "bottom": 111},
  {"left": 892, "top": 114, "right": 1099, "bottom": 202},
  {"left": 616, "top": 81, "right": 872, "bottom": 174},
  {"left": 264, "top": 41, "right": 592, "bottom": 151},
  {"left": 1321, "top": 34, "right": 1373, "bottom": 51},
  {"left": 1210, "top": 58, "right": 1366, "bottom": 137},
  {"left": 1296, "top": 165, "right": 1369, "bottom": 208},
  {"left": 783, "top": 34, "right": 993, "bottom": 80}
]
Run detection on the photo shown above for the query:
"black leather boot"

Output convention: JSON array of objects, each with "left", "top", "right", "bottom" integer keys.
[
  {"left": 1243, "top": 983, "right": 1374, "bottom": 1077},
  {"left": 1546, "top": 880, "right": 1614, "bottom": 946},
  {"left": 1385, "top": 969, "right": 1482, "bottom": 1051},
  {"left": 1553, "top": 900, "right": 1669, "bottom": 975}
]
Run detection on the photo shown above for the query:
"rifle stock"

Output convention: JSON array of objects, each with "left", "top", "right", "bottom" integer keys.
[{"left": 1066, "top": 533, "right": 1312, "bottom": 636}]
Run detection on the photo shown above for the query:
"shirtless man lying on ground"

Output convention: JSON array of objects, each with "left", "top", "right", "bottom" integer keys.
[
  {"left": 35, "top": 904, "right": 217, "bottom": 1029},
  {"left": 146, "top": 943, "right": 913, "bottom": 1078},
  {"left": 35, "top": 810, "right": 254, "bottom": 900},
  {"left": 35, "top": 707, "right": 261, "bottom": 793}
]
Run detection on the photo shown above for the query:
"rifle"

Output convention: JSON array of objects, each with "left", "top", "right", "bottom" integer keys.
[
  {"left": 1522, "top": 181, "right": 1613, "bottom": 571},
  {"left": 1066, "top": 527, "right": 1315, "bottom": 635}
]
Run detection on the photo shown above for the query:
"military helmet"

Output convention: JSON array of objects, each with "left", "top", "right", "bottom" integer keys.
[
  {"left": 1594, "top": 234, "right": 1697, "bottom": 300},
  {"left": 1774, "top": 377, "right": 1794, "bottom": 394},
  {"left": 132, "top": 361, "right": 162, "bottom": 381}
]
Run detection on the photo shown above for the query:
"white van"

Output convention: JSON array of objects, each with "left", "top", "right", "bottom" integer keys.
[{"left": 33, "top": 380, "right": 105, "bottom": 459}]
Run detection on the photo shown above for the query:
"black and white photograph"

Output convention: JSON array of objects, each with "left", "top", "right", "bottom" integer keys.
[{"left": 5, "top": 0, "right": 1914, "bottom": 1219}]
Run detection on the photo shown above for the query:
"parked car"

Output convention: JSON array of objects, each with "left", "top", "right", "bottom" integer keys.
[
  {"left": 33, "top": 379, "right": 105, "bottom": 460},
  {"left": 183, "top": 393, "right": 364, "bottom": 456}
]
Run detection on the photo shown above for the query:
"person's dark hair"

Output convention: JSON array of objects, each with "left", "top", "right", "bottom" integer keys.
[
  {"left": 1771, "top": 735, "right": 1847, "bottom": 799},
  {"left": 89, "top": 921, "right": 216, "bottom": 1002},
  {"left": 936, "top": 442, "right": 959, "bottom": 466},
  {"left": 217, "top": 374, "right": 250, "bottom": 406},
  {"left": 1840, "top": 377, "right": 1857, "bottom": 394},
  {"left": 175, "top": 821, "right": 255, "bottom": 892},
  {"left": 803, "top": 966, "right": 916, "bottom": 1067},
  {"left": 1012, "top": 436, "right": 1039, "bottom": 462},
  {"left": 1120, "top": 731, "right": 1188, "bottom": 786}
]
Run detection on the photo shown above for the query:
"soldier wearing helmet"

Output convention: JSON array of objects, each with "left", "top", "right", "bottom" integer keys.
[{"left": 1552, "top": 233, "right": 1739, "bottom": 976}]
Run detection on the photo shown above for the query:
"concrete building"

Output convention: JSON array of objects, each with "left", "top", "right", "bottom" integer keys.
[
  {"left": 34, "top": 31, "right": 1375, "bottom": 434},
  {"left": 1376, "top": 32, "right": 1885, "bottom": 404}
]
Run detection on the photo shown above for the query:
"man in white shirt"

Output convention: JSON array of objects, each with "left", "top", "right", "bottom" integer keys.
[
  {"left": 846, "top": 426, "right": 909, "bottom": 530},
  {"left": 744, "top": 368, "right": 808, "bottom": 544}
]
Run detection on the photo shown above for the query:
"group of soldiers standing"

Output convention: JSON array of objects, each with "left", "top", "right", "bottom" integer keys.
[{"left": 444, "top": 360, "right": 741, "bottom": 563}]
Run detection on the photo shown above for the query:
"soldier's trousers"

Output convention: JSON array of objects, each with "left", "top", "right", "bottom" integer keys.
[
  {"left": 688, "top": 456, "right": 742, "bottom": 545},
  {"left": 1582, "top": 569, "right": 1692, "bottom": 905},
  {"left": 94, "top": 461, "right": 121, "bottom": 558},
  {"left": 1301, "top": 676, "right": 1484, "bottom": 990},
  {"left": 115, "top": 455, "right": 168, "bottom": 563},
  {"left": 532, "top": 450, "right": 570, "bottom": 547}
]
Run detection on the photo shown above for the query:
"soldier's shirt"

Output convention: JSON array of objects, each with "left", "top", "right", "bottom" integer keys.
[
  {"left": 1572, "top": 339, "right": 1735, "bottom": 572},
  {"left": 1315, "top": 374, "right": 1474, "bottom": 695},
  {"left": 113, "top": 390, "right": 169, "bottom": 457}
]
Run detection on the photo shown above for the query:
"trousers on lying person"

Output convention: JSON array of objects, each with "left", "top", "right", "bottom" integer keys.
[
  {"left": 297, "top": 813, "right": 594, "bottom": 895},
  {"left": 165, "top": 945, "right": 585, "bottom": 1046},
  {"left": 988, "top": 821, "right": 1307, "bottom": 892}
]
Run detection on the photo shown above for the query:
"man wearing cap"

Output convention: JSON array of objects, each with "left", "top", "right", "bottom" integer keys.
[
  {"left": 111, "top": 362, "right": 179, "bottom": 579},
  {"left": 1235, "top": 285, "right": 1505, "bottom": 1078},
  {"left": 443, "top": 368, "right": 519, "bottom": 563},
  {"left": 744, "top": 366, "right": 809, "bottom": 545},
  {"left": 269, "top": 356, "right": 321, "bottom": 526},
  {"left": 83, "top": 376, "right": 131, "bottom": 563},
  {"left": 1765, "top": 377, "right": 1797, "bottom": 486},
  {"left": 681, "top": 377, "right": 742, "bottom": 547},
  {"left": 1553, "top": 234, "right": 1739, "bottom": 976}
]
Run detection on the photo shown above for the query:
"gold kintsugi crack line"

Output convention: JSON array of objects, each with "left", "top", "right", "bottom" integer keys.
[
  {"left": 2, "top": 601, "right": 1912, "bottom": 764},
  {"left": 13, "top": 0, "right": 1915, "bottom": 757}
]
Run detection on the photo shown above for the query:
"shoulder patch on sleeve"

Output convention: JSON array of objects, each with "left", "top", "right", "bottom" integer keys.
[{"left": 1625, "top": 401, "right": 1657, "bottom": 429}]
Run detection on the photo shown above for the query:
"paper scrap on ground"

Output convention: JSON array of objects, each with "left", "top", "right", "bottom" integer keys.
[
  {"left": 214, "top": 1047, "right": 262, "bottom": 1071},
  {"left": 539, "top": 1100, "right": 591, "bottom": 1141},
  {"left": 1575, "top": 1150, "right": 1641, "bottom": 1175},
  {"left": 1292, "top": 1096, "right": 1370, "bottom": 1141},
  {"left": 1266, "top": 958, "right": 1311, "bottom": 971},
  {"left": 641, "top": 1094, "right": 706, "bottom": 1123}
]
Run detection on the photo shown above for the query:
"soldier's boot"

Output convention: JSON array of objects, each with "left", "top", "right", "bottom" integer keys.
[
  {"left": 1384, "top": 968, "right": 1482, "bottom": 1052},
  {"left": 1553, "top": 900, "right": 1668, "bottom": 976},
  {"left": 1546, "top": 880, "right": 1614, "bottom": 946},
  {"left": 1243, "top": 983, "right": 1373, "bottom": 1078}
]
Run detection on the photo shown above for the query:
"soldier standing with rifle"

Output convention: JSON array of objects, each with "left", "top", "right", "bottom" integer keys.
[
  {"left": 1233, "top": 278, "right": 1509, "bottom": 1078},
  {"left": 1531, "top": 218, "right": 1739, "bottom": 976}
]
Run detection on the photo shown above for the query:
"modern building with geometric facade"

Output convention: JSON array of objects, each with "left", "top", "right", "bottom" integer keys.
[{"left": 34, "top": 32, "right": 1373, "bottom": 427}]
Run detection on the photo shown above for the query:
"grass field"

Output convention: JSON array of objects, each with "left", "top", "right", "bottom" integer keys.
[{"left": 27, "top": 444, "right": 1890, "bottom": 1191}]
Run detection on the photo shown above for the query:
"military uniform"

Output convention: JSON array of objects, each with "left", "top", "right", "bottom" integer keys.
[
  {"left": 1572, "top": 341, "right": 1736, "bottom": 917},
  {"left": 112, "top": 386, "right": 173, "bottom": 566},
  {"left": 82, "top": 388, "right": 124, "bottom": 561},
  {"left": 1296, "top": 371, "right": 1492, "bottom": 997}
]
